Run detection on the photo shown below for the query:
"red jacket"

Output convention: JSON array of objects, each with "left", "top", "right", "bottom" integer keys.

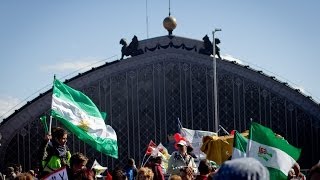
[
  {"left": 195, "top": 175, "right": 208, "bottom": 180},
  {"left": 152, "top": 163, "right": 165, "bottom": 180}
]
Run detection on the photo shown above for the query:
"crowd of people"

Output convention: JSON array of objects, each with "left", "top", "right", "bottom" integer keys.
[{"left": 0, "top": 126, "right": 320, "bottom": 180}]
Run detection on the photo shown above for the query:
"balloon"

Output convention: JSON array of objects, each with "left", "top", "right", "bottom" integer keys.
[
  {"left": 230, "top": 130, "right": 236, "bottom": 135},
  {"left": 173, "top": 133, "right": 188, "bottom": 149},
  {"left": 174, "top": 133, "right": 183, "bottom": 142}
]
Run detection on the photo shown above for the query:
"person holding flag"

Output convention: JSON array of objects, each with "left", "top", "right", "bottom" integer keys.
[
  {"left": 38, "top": 126, "right": 71, "bottom": 177},
  {"left": 50, "top": 78, "right": 118, "bottom": 159},
  {"left": 40, "top": 77, "right": 118, "bottom": 179}
]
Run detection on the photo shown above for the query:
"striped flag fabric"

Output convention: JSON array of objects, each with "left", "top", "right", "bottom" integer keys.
[
  {"left": 247, "top": 122, "right": 301, "bottom": 180},
  {"left": 51, "top": 79, "right": 118, "bottom": 158},
  {"left": 232, "top": 131, "right": 248, "bottom": 159},
  {"left": 145, "top": 140, "right": 157, "bottom": 155}
]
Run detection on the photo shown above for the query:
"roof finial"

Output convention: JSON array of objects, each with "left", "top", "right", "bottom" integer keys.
[
  {"left": 169, "top": 0, "right": 171, "bottom": 16},
  {"left": 163, "top": 0, "right": 177, "bottom": 36}
]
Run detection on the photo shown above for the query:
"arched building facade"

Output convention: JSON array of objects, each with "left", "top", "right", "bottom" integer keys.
[{"left": 0, "top": 35, "right": 319, "bottom": 171}]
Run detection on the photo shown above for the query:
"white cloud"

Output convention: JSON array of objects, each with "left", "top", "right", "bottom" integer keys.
[
  {"left": 40, "top": 57, "right": 106, "bottom": 72},
  {"left": 221, "top": 54, "right": 244, "bottom": 65},
  {"left": 0, "top": 95, "right": 21, "bottom": 122}
]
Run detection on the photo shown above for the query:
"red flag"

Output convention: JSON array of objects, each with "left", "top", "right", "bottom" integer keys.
[{"left": 145, "top": 140, "right": 157, "bottom": 155}]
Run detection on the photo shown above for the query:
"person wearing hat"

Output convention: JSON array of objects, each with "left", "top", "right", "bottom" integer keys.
[{"left": 167, "top": 140, "right": 198, "bottom": 176}]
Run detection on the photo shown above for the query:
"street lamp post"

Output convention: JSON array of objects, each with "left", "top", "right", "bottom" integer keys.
[{"left": 213, "top": 28, "right": 221, "bottom": 134}]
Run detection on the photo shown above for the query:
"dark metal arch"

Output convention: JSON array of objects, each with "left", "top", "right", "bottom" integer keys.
[{"left": 0, "top": 36, "right": 319, "bottom": 171}]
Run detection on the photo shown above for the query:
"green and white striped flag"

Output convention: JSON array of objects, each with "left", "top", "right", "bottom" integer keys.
[
  {"left": 247, "top": 122, "right": 301, "bottom": 180},
  {"left": 232, "top": 131, "right": 247, "bottom": 159},
  {"left": 51, "top": 79, "right": 118, "bottom": 158}
]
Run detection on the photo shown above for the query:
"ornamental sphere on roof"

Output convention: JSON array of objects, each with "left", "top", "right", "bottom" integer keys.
[{"left": 163, "top": 16, "right": 177, "bottom": 35}]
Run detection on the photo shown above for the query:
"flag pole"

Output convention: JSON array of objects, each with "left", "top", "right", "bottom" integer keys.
[
  {"left": 48, "top": 117, "right": 52, "bottom": 135},
  {"left": 142, "top": 155, "right": 152, "bottom": 167},
  {"left": 177, "top": 117, "right": 183, "bottom": 130},
  {"left": 49, "top": 75, "right": 56, "bottom": 135},
  {"left": 212, "top": 29, "right": 221, "bottom": 134},
  {"left": 218, "top": 125, "right": 230, "bottom": 135},
  {"left": 141, "top": 154, "right": 147, "bottom": 167},
  {"left": 246, "top": 118, "right": 253, "bottom": 157}
]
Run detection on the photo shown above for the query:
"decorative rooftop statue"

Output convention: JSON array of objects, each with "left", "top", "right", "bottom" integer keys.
[
  {"left": 120, "top": 35, "right": 144, "bottom": 60},
  {"left": 199, "top": 35, "right": 221, "bottom": 59}
]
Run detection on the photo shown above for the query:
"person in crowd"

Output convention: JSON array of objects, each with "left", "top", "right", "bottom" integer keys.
[
  {"left": 38, "top": 127, "right": 71, "bottom": 177},
  {"left": 150, "top": 156, "right": 165, "bottom": 180},
  {"left": 67, "top": 152, "right": 89, "bottom": 179},
  {"left": 27, "top": 170, "right": 36, "bottom": 179},
  {"left": 207, "top": 160, "right": 219, "bottom": 179},
  {"left": 186, "top": 146, "right": 197, "bottom": 159},
  {"left": 124, "top": 158, "right": 138, "bottom": 180},
  {"left": 195, "top": 159, "right": 211, "bottom": 180},
  {"left": 13, "top": 164, "right": 22, "bottom": 176},
  {"left": 0, "top": 172, "right": 4, "bottom": 180},
  {"left": 112, "top": 167, "right": 127, "bottom": 180},
  {"left": 288, "top": 162, "right": 306, "bottom": 180},
  {"left": 212, "top": 157, "right": 269, "bottom": 180},
  {"left": 179, "top": 167, "right": 194, "bottom": 180},
  {"left": 73, "top": 168, "right": 95, "bottom": 180},
  {"left": 104, "top": 169, "right": 113, "bottom": 180},
  {"left": 167, "top": 140, "right": 197, "bottom": 175},
  {"left": 307, "top": 161, "right": 320, "bottom": 180},
  {"left": 5, "top": 166, "right": 16, "bottom": 180},
  {"left": 168, "top": 175, "right": 182, "bottom": 180},
  {"left": 137, "top": 167, "right": 154, "bottom": 180},
  {"left": 13, "top": 173, "right": 33, "bottom": 180}
]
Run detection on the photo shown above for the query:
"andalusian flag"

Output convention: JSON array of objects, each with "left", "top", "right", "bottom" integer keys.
[
  {"left": 232, "top": 131, "right": 247, "bottom": 159},
  {"left": 51, "top": 79, "right": 118, "bottom": 158},
  {"left": 247, "top": 122, "right": 301, "bottom": 180}
]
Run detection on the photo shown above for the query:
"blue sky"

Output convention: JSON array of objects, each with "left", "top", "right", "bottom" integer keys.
[{"left": 1, "top": 1, "right": 320, "bottom": 121}]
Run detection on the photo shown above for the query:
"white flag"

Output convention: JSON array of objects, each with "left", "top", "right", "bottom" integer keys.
[
  {"left": 91, "top": 159, "right": 107, "bottom": 177},
  {"left": 181, "top": 127, "right": 217, "bottom": 159}
]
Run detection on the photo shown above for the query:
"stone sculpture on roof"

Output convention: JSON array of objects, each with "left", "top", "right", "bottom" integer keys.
[
  {"left": 199, "top": 35, "right": 221, "bottom": 59},
  {"left": 120, "top": 35, "right": 144, "bottom": 60}
]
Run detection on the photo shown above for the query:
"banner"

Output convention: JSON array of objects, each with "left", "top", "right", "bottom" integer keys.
[{"left": 42, "top": 166, "right": 68, "bottom": 180}]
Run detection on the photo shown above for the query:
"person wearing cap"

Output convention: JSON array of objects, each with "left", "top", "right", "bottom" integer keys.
[{"left": 167, "top": 140, "right": 197, "bottom": 176}]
